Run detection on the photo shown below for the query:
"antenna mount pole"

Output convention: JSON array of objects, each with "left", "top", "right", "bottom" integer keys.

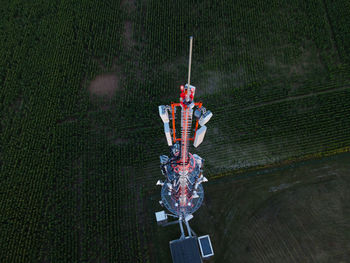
[{"left": 187, "top": 36, "right": 193, "bottom": 87}]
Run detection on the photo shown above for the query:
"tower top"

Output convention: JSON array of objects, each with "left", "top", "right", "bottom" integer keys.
[{"left": 187, "top": 36, "right": 193, "bottom": 88}]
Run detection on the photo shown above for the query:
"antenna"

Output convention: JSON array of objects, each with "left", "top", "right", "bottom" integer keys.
[{"left": 187, "top": 36, "right": 193, "bottom": 87}]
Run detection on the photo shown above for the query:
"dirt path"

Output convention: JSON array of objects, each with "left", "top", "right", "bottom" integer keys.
[
  {"left": 124, "top": 21, "right": 136, "bottom": 47},
  {"left": 242, "top": 86, "right": 349, "bottom": 111}
]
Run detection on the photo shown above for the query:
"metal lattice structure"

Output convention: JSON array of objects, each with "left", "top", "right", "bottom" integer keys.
[
  {"left": 155, "top": 36, "right": 215, "bottom": 263},
  {"left": 156, "top": 37, "right": 213, "bottom": 219}
]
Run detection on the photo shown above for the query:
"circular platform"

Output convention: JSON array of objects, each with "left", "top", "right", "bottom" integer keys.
[{"left": 161, "top": 183, "right": 204, "bottom": 216}]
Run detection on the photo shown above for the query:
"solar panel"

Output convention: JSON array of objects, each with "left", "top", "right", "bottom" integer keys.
[{"left": 198, "top": 235, "right": 214, "bottom": 258}]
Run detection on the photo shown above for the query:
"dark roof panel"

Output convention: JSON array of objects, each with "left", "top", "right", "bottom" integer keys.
[{"left": 170, "top": 237, "right": 202, "bottom": 263}]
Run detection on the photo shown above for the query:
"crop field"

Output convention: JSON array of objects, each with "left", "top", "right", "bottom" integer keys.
[
  {"left": 0, "top": 0, "right": 350, "bottom": 262},
  {"left": 149, "top": 152, "right": 350, "bottom": 262}
]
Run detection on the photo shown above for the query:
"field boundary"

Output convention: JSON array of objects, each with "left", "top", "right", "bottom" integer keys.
[
  {"left": 242, "top": 86, "right": 349, "bottom": 111},
  {"left": 210, "top": 145, "right": 350, "bottom": 180}
]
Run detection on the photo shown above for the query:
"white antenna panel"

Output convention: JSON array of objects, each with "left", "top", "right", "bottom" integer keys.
[{"left": 193, "top": 125, "right": 207, "bottom": 147}]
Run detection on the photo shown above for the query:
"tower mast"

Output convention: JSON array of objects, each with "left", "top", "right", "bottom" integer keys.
[
  {"left": 156, "top": 36, "right": 214, "bottom": 262},
  {"left": 180, "top": 36, "right": 193, "bottom": 167}
]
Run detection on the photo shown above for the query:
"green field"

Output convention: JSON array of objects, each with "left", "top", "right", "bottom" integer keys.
[{"left": 1, "top": 0, "right": 350, "bottom": 262}]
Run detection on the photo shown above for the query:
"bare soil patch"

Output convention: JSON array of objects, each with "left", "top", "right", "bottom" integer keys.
[
  {"left": 265, "top": 42, "right": 323, "bottom": 79},
  {"left": 88, "top": 74, "right": 119, "bottom": 99},
  {"left": 124, "top": 21, "right": 135, "bottom": 47},
  {"left": 196, "top": 69, "right": 245, "bottom": 97}
]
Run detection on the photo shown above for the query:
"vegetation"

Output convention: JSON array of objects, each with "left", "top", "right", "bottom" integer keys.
[
  {"left": 0, "top": 0, "right": 349, "bottom": 261},
  {"left": 150, "top": 153, "right": 350, "bottom": 262}
]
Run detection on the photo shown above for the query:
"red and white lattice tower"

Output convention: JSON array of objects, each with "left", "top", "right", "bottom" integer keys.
[{"left": 157, "top": 37, "right": 213, "bottom": 218}]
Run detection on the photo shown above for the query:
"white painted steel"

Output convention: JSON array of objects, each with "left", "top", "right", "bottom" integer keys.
[
  {"left": 199, "top": 111, "right": 213, "bottom": 126},
  {"left": 155, "top": 211, "right": 168, "bottom": 224},
  {"left": 159, "top": 105, "right": 169, "bottom": 123},
  {"left": 164, "top": 122, "right": 172, "bottom": 146},
  {"left": 156, "top": 180, "right": 164, "bottom": 186},
  {"left": 193, "top": 125, "right": 207, "bottom": 147}
]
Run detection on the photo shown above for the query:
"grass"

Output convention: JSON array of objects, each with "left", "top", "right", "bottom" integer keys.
[{"left": 0, "top": 0, "right": 350, "bottom": 261}]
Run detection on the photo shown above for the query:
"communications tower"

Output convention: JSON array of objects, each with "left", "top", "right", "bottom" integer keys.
[{"left": 155, "top": 37, "right": 214, "bottom": 263}]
